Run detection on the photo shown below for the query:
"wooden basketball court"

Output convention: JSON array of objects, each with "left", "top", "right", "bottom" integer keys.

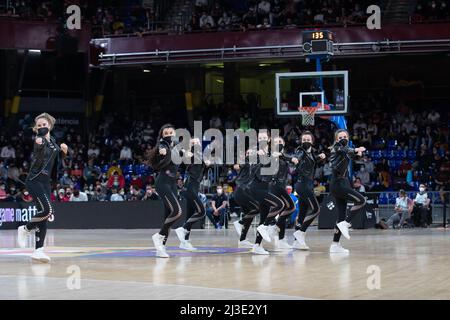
[{"left": 1, "top": 228, "right": 449, "bottom": 299}]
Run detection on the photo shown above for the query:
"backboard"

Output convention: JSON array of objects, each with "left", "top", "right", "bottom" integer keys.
[{"left": 275, "top": 71, "right": 348, "bottom": 117}]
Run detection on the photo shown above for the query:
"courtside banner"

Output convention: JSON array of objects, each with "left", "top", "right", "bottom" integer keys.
[{"left": 0, "top": 200, "right": 193, "bottom": 230}]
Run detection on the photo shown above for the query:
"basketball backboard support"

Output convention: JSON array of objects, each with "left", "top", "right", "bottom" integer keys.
[{"left": 275, "top": 70, "right": 348, "bottom": 117}]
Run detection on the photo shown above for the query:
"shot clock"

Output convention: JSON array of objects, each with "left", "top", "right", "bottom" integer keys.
[{"left": 302, "top": 30, "right": 334, "bottom": 56}]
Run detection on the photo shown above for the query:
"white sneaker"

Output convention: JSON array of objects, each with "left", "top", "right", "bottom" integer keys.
[
  {"left": 329, "top": 242, "right": 350, "bottom": 254},
  {"left": 152, "top": 233, "right": 165, "bottom": 252},
  {"left": 175, "top": 227, "right": 188, "bottom": 242},
  {"left": 30, "top": 248, "right": 51, "bottom": 263},
  {"left": 256, "top": 225, "right": 272, "bottom": 243},
  {"left": 268, "top": 225, "right": 279, "bottom": 241},
  {"left": 251, "top": 244, "right": 269, "bottom": 255},
  {"left": 293, "top": 230, "right": 310, "bottom": 250},
  {"left": 238, "top": 240, "right": 254, "bottom": 248},
  {"left": 336, "top": 221, "right": 352, "bottom": 240},
  {"left": 155, "top": 248, "right": 170, "bottom": 258},
  {"left": 277, "top": 238, "right": 293, "bottom": 250},
  {"left": 233, "top": 221, "right": 243, "bottom": 237},
  {"left": 17, "top": 225, "right": 31, "bottom": 248},
  {"left": 179, "top": 240, "right": 197, "bottom": 251}
]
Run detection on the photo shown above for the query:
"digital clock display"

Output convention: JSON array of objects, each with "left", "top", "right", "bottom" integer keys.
[{"left": 303, "top": 30, "right": 333, "bottom": 42}]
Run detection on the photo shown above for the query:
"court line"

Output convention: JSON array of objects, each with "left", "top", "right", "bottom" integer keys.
[{"left": 0, "top": 274, "right": 313, "bottom": 300}]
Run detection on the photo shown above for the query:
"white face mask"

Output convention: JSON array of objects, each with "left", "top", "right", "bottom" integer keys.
[
  {"left": 120, "top": 191, "right": 125, "bottom": 195},
  {"left": 217, "top": 189, "right": 223, "bottom": 195},
  {"left": 24, "top": 192, "right": 29, "bottom": 196},
  {"left": 419, "top": 187, "right": 425, "bottom": 193}
]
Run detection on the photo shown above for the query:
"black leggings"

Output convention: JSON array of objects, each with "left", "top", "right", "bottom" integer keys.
[
  {"left": 182, "top": 186, "right": 205, "bottom": 240},
  {"left": 249, "top": 181, "right": 284, "bottom": 245},
  {"left": 270, "top": 183, "right": 296, "bottom": 240},
  {"left": 234, "top": 186, "right": 259, "bottom": 241},
  {"left": 25, "top": 174, "right": 54, "bottom": 249},
  {"left": 295, "top": 179, "right": 320, "bottom": 233},
  {"left": 330, "top": 177, "right": 366, "bottom": 242},
  {"left": 155, "top": 174, "right": 183, "bottom": 244}
]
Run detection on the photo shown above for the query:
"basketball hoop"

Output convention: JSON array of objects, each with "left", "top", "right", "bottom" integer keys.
[{"left": 298, "top": 106, "right": 318, "bottom": 126}]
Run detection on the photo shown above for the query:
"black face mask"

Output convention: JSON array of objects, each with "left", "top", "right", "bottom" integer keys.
[
  {"left": 37, "top": 127, "right": 49, "bottom": 137},
  {"left": 339, "top": 139, "right": 348, "bottom": 147},
  {"left": 302, "top": 142, "right": 312, "bottom": 150},
  {"left": 161, "top": 136, "right": 173, "bottom": 145}
]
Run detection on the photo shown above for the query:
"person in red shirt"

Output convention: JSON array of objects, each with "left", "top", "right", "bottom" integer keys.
[
  {"left": 130, "top": 174, "right": 144, "bottom": 190},
  {"left": 57, "top": 188, "right": 70, "bottom": 202},
  {"left": 71, "top": 164, "right": 83, "bottom": 178},
  {"left": 107, "top": 171, "right": 125, "bottom": 189},
  {"left": 20, "top": 189, "right": 33, "bottom": 203}
]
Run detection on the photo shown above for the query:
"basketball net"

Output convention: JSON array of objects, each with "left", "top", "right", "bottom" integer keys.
[{"left": 298, "top": 105, "right": 320, "bottom": 126}]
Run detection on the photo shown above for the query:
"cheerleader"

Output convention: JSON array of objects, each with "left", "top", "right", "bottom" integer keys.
[
  {"left": 329, "top": 129, "right": 366, "bottom": 253},
  {"left": 17, "top": 113, "right": 68, "bottom": 263},
  {"left": 150, "top": 124, "right": 183, "bottom": 258},
  {"left": 291, "top": 131, "right": 326, "bottom": 250},
  {"left": 175, "top": 138, "right": 207, "bottom": 250}
]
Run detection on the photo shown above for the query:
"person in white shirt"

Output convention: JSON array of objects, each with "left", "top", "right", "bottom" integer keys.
[
  {"left": 257, "top": 0, "right": 271, "bottom": 17},
  {"left": 199, "top": 12, "right": 215, "bottom": 28},
  {"left": 120, "top": 145, "right": 132, "bottom": 161},
  {"left": 353, "top": 178, "right": 366, "bottom": 193},
  {"left": 427, "top": 110, "right": 440, "bottom": 123},
  {"left": 386, "top": 190, "right": 413, "bottom": 228},
  {"left": 1, "top": 145, "right": 16, "bottom": 159},
  {"left": 110, "top": 188, "right": 124, "bottom": 201},
  {"left": 356, "top": 165, "right": 370, "bottom": 186},
  {"left": 414, "top": 184, "right": 431, "bottom": 227},
  {"left": 69, "top": 187, "right": 88, "bottom": 202}
]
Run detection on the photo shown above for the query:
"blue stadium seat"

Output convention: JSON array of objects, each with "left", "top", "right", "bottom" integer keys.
[
  {"left": 125, "top": 164, "right": 134, "bottom": 174},
  {"left": 378, "top": 193, "right": 388, "bottom": 205},
  {"left": 407, "top": 150, "right": 416, "bottom": 160},
  {"left": 101, "top": 165, "right": 109, "bottom": 173},
  {"left": 387, "top": 139, "right": 397, "bottom": 150}
]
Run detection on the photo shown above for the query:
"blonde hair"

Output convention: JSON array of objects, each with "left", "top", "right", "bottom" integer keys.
[{"left": 33, "top": 113, "right": 56, "bottom": 133}]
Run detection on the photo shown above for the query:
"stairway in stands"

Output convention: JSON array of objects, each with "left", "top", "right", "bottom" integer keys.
[{"left": 383, "top": 0, "right": 418, "bottom": 24}]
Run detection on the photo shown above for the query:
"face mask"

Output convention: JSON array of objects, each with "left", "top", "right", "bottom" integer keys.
[
  {"left": 217, "top": 189, "right": 223, "bottom": 195},
  {"left": 24, "top": 192, "right": 29, "bottom": 196},
  {"left": 0, "top": 186, "right": 5, "bottom": 190},
  {"left": 120, "top": 191, "right": 125, "bottom": 195},
  {"left": 113, "top": 182, "right": 119, "bottom": 187},
  {"left": 339, "top": 139, "right": 348, "bottom": 147},
  {"left": 37, "top": 127, "right": 49, "bottom": 136},
  {"left": 63, "top": 173, "right": 68, "bottom": 177},
  {"left": 302, "top": 142, "right": 312, "bottom": 150},
  {"left": 74, "top": 191, "right": 80, "bottom": 196},
  {"left": 419, "top": 187, "right": 425, "bottom": 193},
  {"left": 360, "top": 167, "right": 365, "bottom": 172},
  {"left": 162, "top": 136, "right": 173, "bottom": 144},
  {"left": 11, "top": 188, "right": 16, "bottom": 192}
]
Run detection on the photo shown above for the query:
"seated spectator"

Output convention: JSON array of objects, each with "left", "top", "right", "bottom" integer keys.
[
  {"left": 199, "top": 11, "right": 215, "bottom": 29},
  {"left": 107, "top": 171, "right": 125, "bottom": 190},
  {"left": 206, "top": 185, "right": 229, "bottom": 229},
  {"left": 1, "top": 144, "right": 15, "bottom": 159},
  {"left": 71, "top": 164, "right": 83, "bottom": 178},
  {"left": 70, "top": 187, "right": 88, "bottom": 202},
  {"left": 20, "top": 188, "right": 33, "bottom": 203},
  {"left": 57, "top": 188, "right": 70, "bottom": 202},
  {"left": 130, "top": 174, "right": 144, "bottom": 190},
  {"left": 91, "top": 185, "right": 108, "bottom": 201},
  {"left": 142, "top": 185, "right": 159, "bottom": 200},
  {"left": 356, "top": 165, "right": 370, "bottom": 186},
  {"left": 386, "top": 190, "right": 414, "bottom": 228},
  {"left": 110, "top": 188, "right": 124, "bottom": 201},
  {"left": 119, "top": 145, "right": 133, "bottom": 163},
  {"left": 0, "top": 183, "right": 7, "bottom": 201},
  {"left": 60, "top": 170, "right": 72, "bottom": 186},
  {"left": 353, "top": 177, "right": 366, "bottom": 193},
  {"left": 413, "top": 184, "right": 431, "bottom": 227},
  {"left": 107, "top": 161, "right": 122, "bottom": 178},
  {"left": 128, "top": 185, "right": 143, "bottom": 201},
  {"left": 8, "top": 184, "right": 19, "bottom": 201}
]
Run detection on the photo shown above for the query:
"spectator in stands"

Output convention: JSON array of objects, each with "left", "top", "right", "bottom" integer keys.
[
  {"left": 199, "top": 11, "right": 215, "bottom": 29},
  {"left": 71, "top": 164, "right": 83, "bottom": 178},
  {"left": 83, "top": 159, "right": 101, "bottom": 186},
  {"left": 128, "top": 185, "right": 143, "bottom": 201},
  {"left": 1, "top": 143, "right": 15, "bottom": 159},
  {"left": 206, "top": 185, "right": 229, "bottom": 229},
  {"left": 257, "top": 0, "right": 271, "bottom": 21},
  {"left": 0, "top": 183, "right": 8, "bottom": 201},
  {"left": 107, "top": 161, "right": 122, "bottom": 178},
  {"left": 20, "top": 188, "right": 33, "bottom": 203},
  {"left": 110, "top": 188, "right": 124, "bottom": 202},
  {"left": 353, "top": 177, "right": 366, "bottom": 193},
  {"left": 428, "top": 109, "right": 441, "bottom": 124},
  {"left": 413, "top": 184, "right": 431, "bottom": 227},
  {"left": 107, "top": 170, "right": 125, "bottom": 190},
  {"left": 386, "top": 189, "right": 413, "bottom": 229},
  {"left": 217, "top": 11, "right": 231, "bottom": 30},
  {"left": 356, "top": 165, "right": 370, "bottom": 187},
  {"left": 142, "top": 185, "right": 159, "bottom": 201},
  {"left": 8, "top": 184, "right": 19, "bottom": 202},
  {"left": 91, "top": 186, "right": 108, "bottom": 201},
  {"left": 57, "top": 188, "right": 70, "bottom": 202},
  {"left": 6, "top": 162, "right": 20, "bottom": 184},
  {"left": 59, "top": 170, "right": 72, "bottom": 186},
  {"left": 120, "top": 145, "right": 133, "bottom": 163},
  {"left": 70, "top": 187, "right": 88, "bottom": 202}
]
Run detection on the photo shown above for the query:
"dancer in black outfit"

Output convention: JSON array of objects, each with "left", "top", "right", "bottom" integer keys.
[
  {"left": 247, "top": 131, "right": 285, "bottom": 255},
  {"left": 17, "top": 113, "right": 68, "bottom": 263},
  {"left": 292, "top": 131, "right": 326, "bottom": 250},
  {"left": 150, "top": 124, "right": 183, "bottom": 258},
  {"left": 175, "top": 138, "right": 209, "bottom": 251},
  {"left": 257, "top": 136, "right": 297, "bottom": 251},
  {"left": 329, "top": 129, "right": 366, "bottom": 254},
  {"left": 232, "top": 150, "right": 260, "bottom": 248}
]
